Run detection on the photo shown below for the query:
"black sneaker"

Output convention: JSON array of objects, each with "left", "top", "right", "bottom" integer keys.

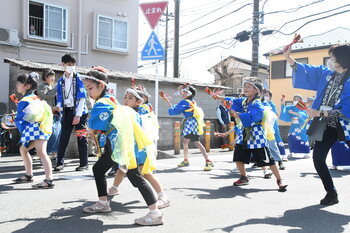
[
  {"left": 76, "top": 165, "right": 89, "bottom": 171},
  {"left": 278, "top": 161, "right": 286, "bottom": 170},
  {"left": 53, "top": 165, "right": 64, "bottom": 171},
  {"left": 320, "top": 191, "right": 339, "bottom": 205}
]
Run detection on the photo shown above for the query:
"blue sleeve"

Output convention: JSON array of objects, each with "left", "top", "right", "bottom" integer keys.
[
  {"left": 226, "top": 97, "right": 245, "bottom": 113},
  {"left": 239, "top": 101, "right": 264, "bottom": 128},
  {"left": 56, "top": 78, "right": 63, "bottom": 107},
  {"left": 76, "top": 74, "right": 87, "bottom": 100},
  {"left": 292, "top": 62, "right": 333, "bottom": 91},
  {"left": 14, "top": 101, "right": 29, "bottom": 133},
  {"left": 279, "top": 104, "right": 292, "bottom": 122},
  {"left": 336, "top": 78, "right": 350, "bottom": 118},
  {"left": 88, "top": 103, "right": 114, "bottom": 131},
  {"left": 269, "top": 101, "right": 278, "bottom": 115},
  {"left": 168, "top": 99, "right": 190, "bottom": 116}
]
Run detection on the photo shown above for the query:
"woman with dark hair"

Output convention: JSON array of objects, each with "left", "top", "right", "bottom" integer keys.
[
  {"left": 284, "top": 43, "right": 350, "bottom": 205},
  {"left": 37, "top": 69, "right": 61, "bottom": 157},
  {"left": 13, "top": 73, "right": 54, "bottom": 189}
]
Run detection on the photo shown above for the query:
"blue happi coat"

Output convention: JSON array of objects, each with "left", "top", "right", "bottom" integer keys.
[
  {"left": 264, "top": 100, "right": 286, "bottom": 155},
  {"left": 292, "top": 62, "right": 350, "bottom": 141},
  {"left": 280, "top": 104, "right": 310, "bottom": 153},
  {"left": 56, "top": 73, "right": 88, "bottom": 115},
  {"left": 225, "top": 97, "right": 268, "bottom": 149}
]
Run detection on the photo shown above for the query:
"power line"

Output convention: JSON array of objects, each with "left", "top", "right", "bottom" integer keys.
[
  {"left": 276, "top": 9, "right": 350, "bottom": 35},
  {"left": 275, "top": 4, "right": 350, "bottom": 32}
]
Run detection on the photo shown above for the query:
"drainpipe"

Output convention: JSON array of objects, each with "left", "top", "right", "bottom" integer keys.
[{"left": 77, "top": 0, "right": 83, "bottom": 66}]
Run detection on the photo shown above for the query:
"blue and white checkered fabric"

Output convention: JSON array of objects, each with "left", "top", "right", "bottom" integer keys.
[
  {"left": 20, "top": 122, "right": 51, "bottom": 145},
  {"left": 236, "top": 124, "right": 268, "bottom": 149},
  {"left": 340, "top": 118, "right": 350, "bottom": 141},
  {"left": 182, "top": 117, "right": 198, "bottom": 136}
]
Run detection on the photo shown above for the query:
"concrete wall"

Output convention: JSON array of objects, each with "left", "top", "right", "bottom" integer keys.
[{"left": 1, "top": 0, "right": 139, "bottom": 107}]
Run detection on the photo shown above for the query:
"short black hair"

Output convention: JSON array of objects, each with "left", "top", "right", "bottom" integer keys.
[
  {"left": 263, "top": 89, "right": 272, "bottom": 97},
  {"left": 329, "top": 44, "right": 350, "bottom": 69},
  {"left": 61, "top": 53, "right": 76, "bottom": 64},
  {"left": 17, "top": 73, "right": 39, "bottom": 94},
  {"left": 42, "top": 68, "right": 55, "bottom": 81},
  {"left": 189, "top": 86, "right": 196, "bottom": 98}
]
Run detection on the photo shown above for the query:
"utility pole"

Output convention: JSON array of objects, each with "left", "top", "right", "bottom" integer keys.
[
  {"left": 164, "top": 7, "right": 169, "bottom": 77},
  {"left": 251, "top": 0, "right": 259, "bottom": 77},
  {"left": 173, "top": 0, "right": 180, "bottom": 78}
]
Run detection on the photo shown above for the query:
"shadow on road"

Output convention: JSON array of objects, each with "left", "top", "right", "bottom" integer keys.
[
  {"left": 0, "top": 199, "right": 149, "bottom": 232},
  {"left": 208, "top": 204, "right": 350, "bottom": 233},
  {"left": 171, "top": 185, "right": 277, "bottom": 200}
]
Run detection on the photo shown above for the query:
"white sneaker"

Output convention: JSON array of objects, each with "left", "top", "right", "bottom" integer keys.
[
  {"left": 83, "top": 201, "right": 111, "bottom": 213},
  {"left": 108, "top": 186, "right": 120, "bottom": 196},
  {"left": 229, "top": 167, "right": 238, "bottom": 174},
  {"left": 303, "top": 154, "right": 311, "bottom": 159},
  {"left": 134, "top": 212, "right": 164, "bottom": 226},
  {"left": 157, "top": 196, "right": 170, "bottom": 209},
  {"left": 287, "top": 153, "right": 293, "bottom": 158}
]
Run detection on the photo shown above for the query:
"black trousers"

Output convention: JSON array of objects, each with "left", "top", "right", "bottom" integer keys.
[
  {"left": 56, "top": 108, "right": 88, "bottom": 167},
  {"left": 313, "top": 126, "right": 338, "bottom": 192},
  {"left": 93, "top": 140, "right": 157, "bottom": 206}
]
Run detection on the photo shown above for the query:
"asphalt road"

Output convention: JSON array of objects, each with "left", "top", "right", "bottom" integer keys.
[{"left": 1, "top": 149, "right": 350, "bottom": 233}]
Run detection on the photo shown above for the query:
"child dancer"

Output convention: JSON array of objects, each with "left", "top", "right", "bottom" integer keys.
[
  {"left": 160, "top": 84, "right": 213, "bottom": 171},
  {"left": 213, "top": 80, "right": 287, "bottom": 191},
  {"left": 280, "top": 95, "right": 310, "bottom": 159},
  {"left": 108, "top": 87, "right": 170, "bottom": 209},
  {"left": 13, "top": 73, "right": 54, "bottom": 189},
  {"left": 82, "top": 70, "right": 163, "bottom": 226}
]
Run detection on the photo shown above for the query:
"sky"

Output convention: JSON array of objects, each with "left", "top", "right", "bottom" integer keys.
[{"left": 137, "top": 0, "right": 350, "bottom": 84}]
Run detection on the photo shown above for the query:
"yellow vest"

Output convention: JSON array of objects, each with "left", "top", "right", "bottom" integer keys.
[
  {"left": 184, "top": 99, "right": 205, "bottom": 135},
  {"left": 96, "top": 97, "right": 156, "bottom": 174}
]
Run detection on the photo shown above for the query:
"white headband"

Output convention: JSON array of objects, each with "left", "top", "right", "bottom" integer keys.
[
  {"left": 243, "top": 80, "right": 261, "bottom": 93},
  {"left": 181, "top": 88, "right": 193, "bottom": 97},
  {"left": 125, "top": 88, "right": 143, "bottom": 101},
  {"left": 81, "top": 75, "right": 108, "bottom": 86}
]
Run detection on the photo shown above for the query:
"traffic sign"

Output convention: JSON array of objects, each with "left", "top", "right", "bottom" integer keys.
[
  {"left": 140, "top": 1, "right": 168, "bottom": 30},
  {"left": 141, "top": 31, "right": 165, "bottom": 60}
]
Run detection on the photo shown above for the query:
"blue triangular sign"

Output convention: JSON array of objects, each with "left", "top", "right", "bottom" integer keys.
[{"left": 141, "top": 31, "right": 165, "bottom": 60}]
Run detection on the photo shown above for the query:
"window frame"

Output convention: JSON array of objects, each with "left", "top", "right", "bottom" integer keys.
[
  {"left": 96, "top": 14, "right": 129, "bottom": 53},
  {"left": 285, "top": 57, "right": 309, "bottom": 78},
  {"left": 28, "top": 0, "right": 68, "bottom": 43}
]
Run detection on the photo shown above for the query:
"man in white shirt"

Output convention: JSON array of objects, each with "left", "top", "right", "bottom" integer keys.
[{"left": 53, "top": 53, "right": 89, "bottom": 171}]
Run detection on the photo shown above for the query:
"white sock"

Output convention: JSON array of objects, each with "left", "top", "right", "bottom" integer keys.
[
  {"left": 158, "top": 191, "right": 166, "bottom": 198},
  {"left": 112, "top": 185, "right": 119, "bottom": 190},
  {"left": 99, "top": 200, "right": 108, "bottom": 205},
  {"left": 150, "top": 209, "right": 161, "bottom": 216}
]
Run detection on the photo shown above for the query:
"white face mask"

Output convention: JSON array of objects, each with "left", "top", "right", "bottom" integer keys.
[
  {"left": 327, "top": 59, "right": 337, "bottom": 71},
  {"left": 293, "top": 101, "right": 298, "bottom": 106},
  {"left": 264, "top": 97, "right": 271, "bottom": 102},
  {"left": 65, "top": 65, "right": 75, "bottom": 74}
]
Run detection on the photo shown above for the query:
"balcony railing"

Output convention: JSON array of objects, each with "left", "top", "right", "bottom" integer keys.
[{"left": 29, "top": 16, "right": 43, "bottom": 37}]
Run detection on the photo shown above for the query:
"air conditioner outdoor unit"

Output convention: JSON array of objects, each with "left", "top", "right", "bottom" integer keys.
[
  {"left": 237, "top": 87, "right": 243, "bottom": 94},
  {"left": 0, "top": 28, "right": 20, "bottom": 46}
]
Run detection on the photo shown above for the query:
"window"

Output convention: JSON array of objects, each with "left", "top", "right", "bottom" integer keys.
[
  {"left": 285, "top": 58, "right": 308, "bottom": 77},
  {"left": 97, "top": 15, "right": 128, "bottom": 52},
  {"left": 271, "top": 60, "right": 286, "bottom": 79},
  {"left": 29, "top": 1, "right": 68, "bottom": 42},
  {"left": 324, "top": 57, "right": 330, "bottom": 66}
]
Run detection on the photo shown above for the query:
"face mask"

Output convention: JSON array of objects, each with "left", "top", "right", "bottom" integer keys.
[
  {"left": 264, "top": 97, "right": 270, "bottom": 102},
  {"left": 65, "top": 65, "right": 75, "bottom": 74},
  {"left": 327, "top": 59, "right": 336, "bottom": 71},
  {"left": 293, "top": 101, "right": 298, "bottom": 105}
]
